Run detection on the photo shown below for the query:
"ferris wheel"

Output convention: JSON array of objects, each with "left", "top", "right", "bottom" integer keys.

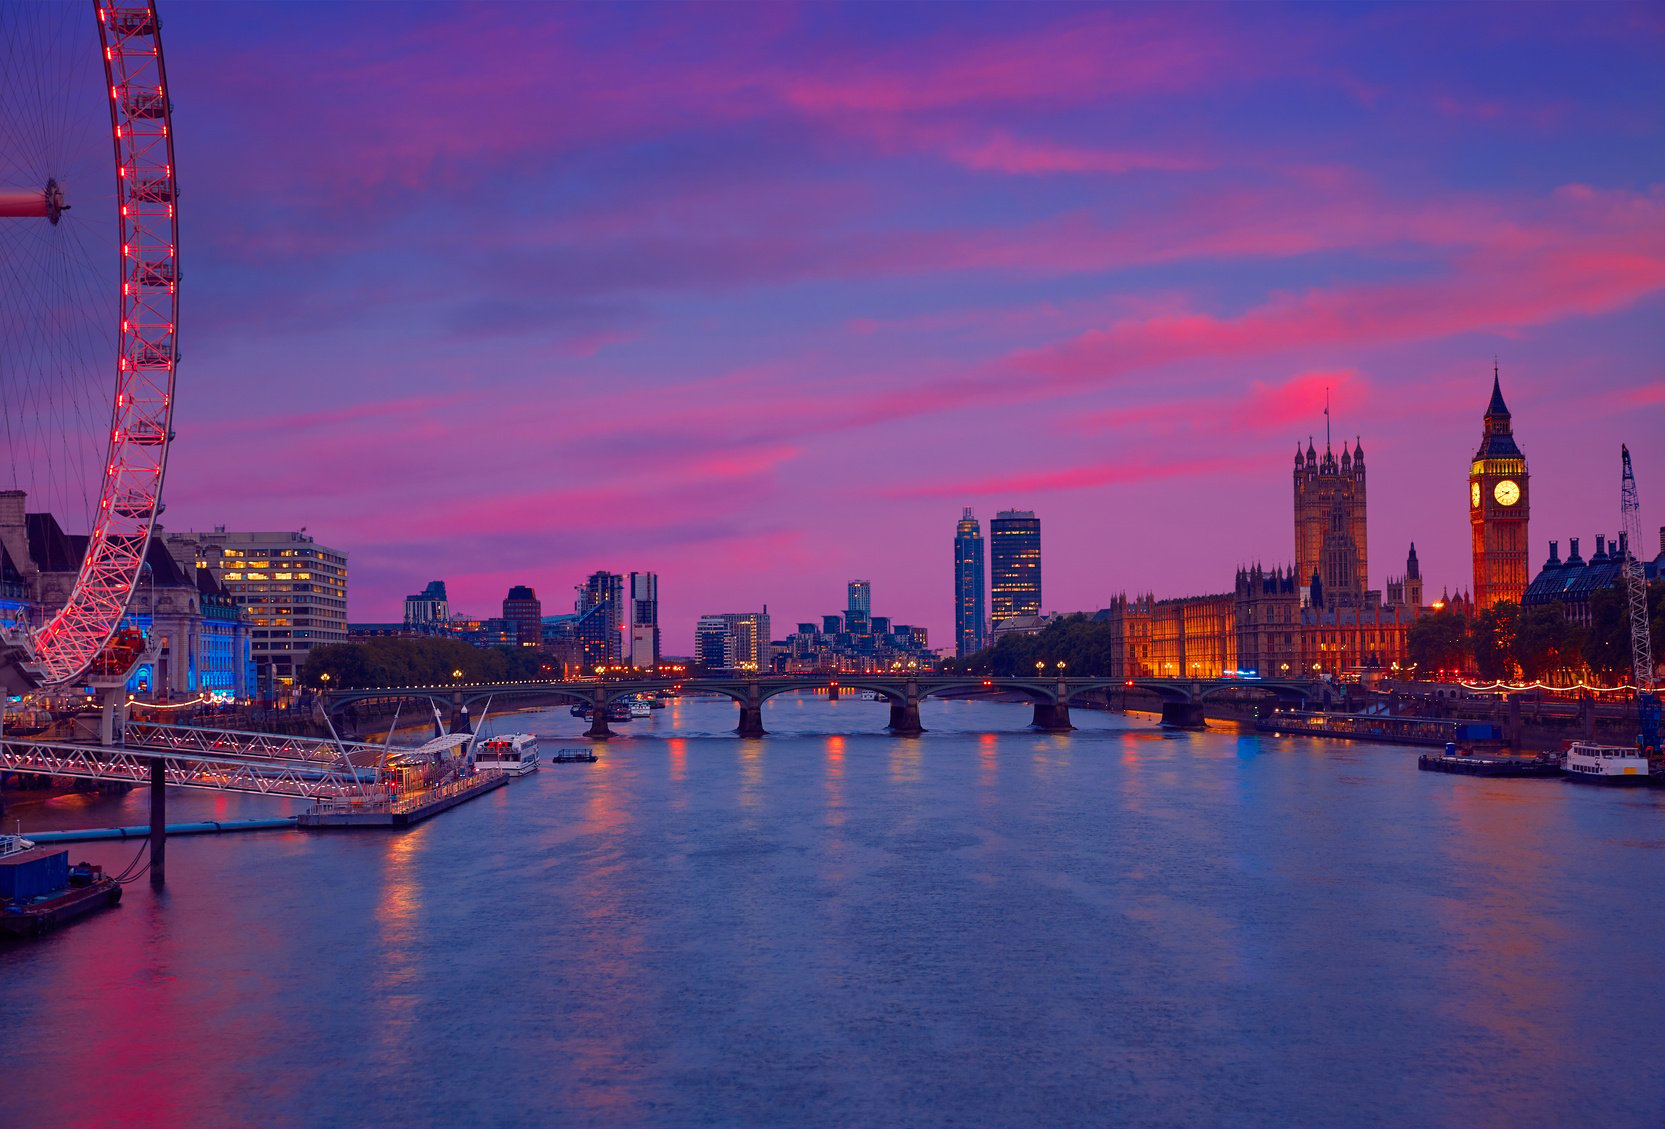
[{"left": 0, "top": 1, "right": 180, "bottom": 687}]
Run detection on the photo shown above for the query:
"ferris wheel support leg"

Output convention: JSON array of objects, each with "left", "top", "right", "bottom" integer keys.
[
  {"left": 98, "top": 686, "right": 126, "bottom": 747},
  {"left": 149, "top": 758, "right": 166, "bottom": 888}
]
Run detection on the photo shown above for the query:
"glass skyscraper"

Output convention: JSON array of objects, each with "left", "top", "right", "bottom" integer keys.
[
  {"left": 989, "top": 509, "right": 1041, "bottom": 623},
  {"left": 846, "top": 579, "right": 871, "bottom": 633},
  {"left": 953, "top": 507, "right": 986, "bottom": 657}
]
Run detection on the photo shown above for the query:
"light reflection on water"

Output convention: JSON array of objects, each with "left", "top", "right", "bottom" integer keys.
[{"left": 2, "top": 696, "right": 1663, "bottom": 1128}]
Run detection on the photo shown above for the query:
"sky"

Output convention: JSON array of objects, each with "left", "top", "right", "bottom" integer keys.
[{"left": 135, "top": 2, "right": 1665, "bottom": 647}]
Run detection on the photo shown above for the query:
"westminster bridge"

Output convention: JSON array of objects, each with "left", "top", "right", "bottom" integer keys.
[{"left": 320, "top": 673, "right": 1335, "bottom": 739}]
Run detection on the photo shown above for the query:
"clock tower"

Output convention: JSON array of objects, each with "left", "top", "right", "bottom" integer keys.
[{"left": 1470, "top": 367, "right": 1530, "bottom": 609}]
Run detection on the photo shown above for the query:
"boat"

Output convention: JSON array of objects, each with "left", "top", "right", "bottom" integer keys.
[
  {"left": 473, "top": 733, "right": 540, "bottom": 776},
  {"left": 0, "top": 833, "right": 35, "bottom": 859},
  {"left": 569, "top": 702, "right": 632, "bottom": 722},
  {"left": 628, "top": 698, "right": 652, "bottom": 719},
  {"left": 1562, "top": 741, "right": 1651, "bottom": 785},
  {"left": 1, "top": 847, "right": 122, "bottom": 938},
  {"left": 549, "top": 748, "right": 599, "bottom": 764}
]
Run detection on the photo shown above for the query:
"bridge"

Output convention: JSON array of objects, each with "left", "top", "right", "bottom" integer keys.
[{"left": 323, "top": 673, "right": 1332, "bottom": 738}]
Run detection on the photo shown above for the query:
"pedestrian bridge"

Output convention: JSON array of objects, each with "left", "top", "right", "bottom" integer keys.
[{"left": 322, "top": 674, "right": 1332, "bottom": 737}]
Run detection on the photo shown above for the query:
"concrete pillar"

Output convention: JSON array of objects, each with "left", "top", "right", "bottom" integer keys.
[
  {"left": 736, "top": 685, "right": 766, "bottom": 738},
  {"left": 1581, "top": 695, "right": 1596, "bottom": 741},
  {"left": 1160, "top": 701, "right": 1206, "bottom": 729},
  {"left": 827, "top": 682, "right": 839, "bottom": 701},
  {"left": 1030, "top": 701, "right": 1073, "bottom": 731},
  {"left": 1507, "top": 694, "right": 1523, "bottom": 750},
  {"left": 149, "top": 757, "right": 166, "bottom": 888},
  {"left": 585, "top": 691, "right": 613, "bottom": 739}
]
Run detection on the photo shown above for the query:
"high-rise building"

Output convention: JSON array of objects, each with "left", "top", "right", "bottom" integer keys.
[
  {"left": 1470, "top": 369, "right": 1530, "bottom": 610},
  {"left": 502, "top": 585, "right": 542, "bottom": 647},
  {"left": 576, "top": 571, "right": 624, "bottom": 665},
  {"left": 1293, "top": 433, "right": 1367, "bottom": 605},
  {"left": 626, "top": 571, "right": 659, "bottom": 668},
  {"left": 695, "top": 610, "right": 770, "bottom": 671},
  {"left": 989, "top": 509, "right": 1041, "bottom": 623},
  {"left": 953, "top": 507, "right": 986, "bottom": 657},
  {"left": 846, "top": 580, "right": 871, "bottom": 633},
  {"left": 404, "top": 580, "right": 449, "bottom": 628},
  {"left": 161, "top": 528, "right": 347, "bottom": 692}
]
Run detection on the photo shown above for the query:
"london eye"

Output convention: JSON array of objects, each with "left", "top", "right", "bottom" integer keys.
[{"left": 0, "top": 1, "right": 180, "bottom": 687}]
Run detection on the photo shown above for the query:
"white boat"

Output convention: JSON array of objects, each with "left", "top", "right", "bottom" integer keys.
[
  {"left": 1563, "top": 741, "right": 1650, "bottom": 784},
  {"left": 473, "top": 733, "right": 540, "bottom": 776},
  {"left": 0, "top": 834, "right": 35, "bottom": 859},
  {"left": 628, "top": 699, "right": 652, "bottom": 718}
]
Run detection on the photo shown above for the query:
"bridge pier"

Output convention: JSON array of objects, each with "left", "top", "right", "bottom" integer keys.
[
  {"left": 1160, "top": 701, "right": 1206, "bottom": 729},
  {"left": 736, "top": 706, "right": 766, "bottom": 739},
  {"left": 149, "top": 757, "right": 166, "bottom": 888},
  {"left": 1031, "top": 701, "right": 1074, "bottom": 732},
  {"left": 736, "top": 684, "right": 767, "bottom": 738},
  {"left": 887, "top": 684, "right": 925, "bottom": 735},
  {"left": 585, "top": 690, "right": 613, "bottom": 739},
  {"left": 827, "top": 682, "right": 839, "bottom": 701}
]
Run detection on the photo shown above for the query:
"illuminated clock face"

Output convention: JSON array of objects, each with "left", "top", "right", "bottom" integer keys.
[
  {"left": 1471, "top": 482, "right": 1481, "bottom": 508},
  {"left": 1494, "top": 479, "right": 1521, "bottom": 506}
]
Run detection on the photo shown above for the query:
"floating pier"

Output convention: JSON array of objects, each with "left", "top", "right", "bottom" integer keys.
[
  {"left": 297, "top": 771, "right": 507, "bottom": 828},
  {"left": 1417, "top": 751, "right": 1562, "bottom": 778}
]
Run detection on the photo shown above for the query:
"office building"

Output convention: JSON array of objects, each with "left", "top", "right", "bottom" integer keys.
[
  {"left": 502, "top": 585, "right": 543, "bottom": 647},
  {"left": 404, "top": 580, "right": 450, "bottom": 629},
  {"left": 161, "top": 528, "right": 346, "bottom": 692},
  {"left": 846, "top": 580, "right": 871, "bottom": 633},
  {"left": 627, "top": 571, "right": 659, "bottom": 668},
  {"left": 953, "top": 506, "right": 986, "bottom": 657},
  {"left": 989, "top": 509, "right": 1041, "bottom": 623}
]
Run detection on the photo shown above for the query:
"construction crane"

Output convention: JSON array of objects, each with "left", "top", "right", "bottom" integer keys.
[{"left": 1619, "top": 444, "right": 1659, "bottom": 754}]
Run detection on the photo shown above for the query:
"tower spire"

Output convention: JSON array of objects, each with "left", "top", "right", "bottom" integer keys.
[{"left": 1324, "top": 386, "right": 1331, "bottom": 451}]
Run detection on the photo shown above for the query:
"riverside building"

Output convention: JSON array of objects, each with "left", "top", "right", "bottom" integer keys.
[{"left": 161, "top": 528, "right": 346, "bottom": 694}]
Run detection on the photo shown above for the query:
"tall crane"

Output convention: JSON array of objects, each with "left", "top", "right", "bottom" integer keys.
[{"left": 1619, "top": 445, "right": 1659, "bottom": 753}]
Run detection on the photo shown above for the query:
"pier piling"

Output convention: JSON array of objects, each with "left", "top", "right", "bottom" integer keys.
[{"left": 148, "top": 757, "right": 166, "bottom": 887}]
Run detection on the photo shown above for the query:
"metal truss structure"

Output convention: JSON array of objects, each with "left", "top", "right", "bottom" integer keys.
[
  {"left": 0, "top": 736, "right": 376, "bottom": 801},
  {"left": 123, "top": 722, "right": 386, "bottom": 766},
  {"left": 28, "top": 2, "right": 181, "bottom": 685}
]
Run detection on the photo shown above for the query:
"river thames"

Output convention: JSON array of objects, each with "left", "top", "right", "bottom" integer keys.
[{"left": 4, "top": 697, "right": 1663, "bottom": 1128}]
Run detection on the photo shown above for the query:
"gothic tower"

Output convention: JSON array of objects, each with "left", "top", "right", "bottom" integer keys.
[
  {"left": 1294, "top": 434, "right": 1367, "bottom": 605},
  {"left": 1470, "top": 367, "right": 1530, "bottom": 609}
]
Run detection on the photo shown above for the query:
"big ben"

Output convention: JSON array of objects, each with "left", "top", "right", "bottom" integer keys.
[{"left": 1470, "top": 367, "right": 1530, "bottom": 609}]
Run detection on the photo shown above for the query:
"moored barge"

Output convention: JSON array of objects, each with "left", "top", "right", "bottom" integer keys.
[{"left": 1, "top": 847, "right": 122, "bottom": 938}]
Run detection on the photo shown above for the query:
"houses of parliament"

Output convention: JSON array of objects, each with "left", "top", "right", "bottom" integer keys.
[{"left": 1094, "top": 371, "right": 1527, "bottom": 680}]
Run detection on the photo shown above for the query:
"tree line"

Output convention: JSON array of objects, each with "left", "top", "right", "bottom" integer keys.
[
  {"left": 1409, "top": 583, "right": 1664, "bottom": 682},
  {"left": 300, "top": 637, "right": 551, "bottom": 689}
]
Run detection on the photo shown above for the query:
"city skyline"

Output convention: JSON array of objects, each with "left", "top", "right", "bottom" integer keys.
[{"left": 126, "top": 4, "right": 1661, "bottom": 644}]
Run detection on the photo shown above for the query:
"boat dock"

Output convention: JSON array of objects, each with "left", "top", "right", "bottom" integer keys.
[
  {"left": 297, "top": 770, "right": 508, "bottom": 828},
  {"left": 1417, "top": 751, "right": 1563, "bottom": 778}
]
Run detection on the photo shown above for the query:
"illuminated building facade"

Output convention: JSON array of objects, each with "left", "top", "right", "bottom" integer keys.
[
  {"left": 162, "top": 529, "right": 346, "bottom": 692},
  {"left": 846, "top": 580, "right": 871, "bottom": 633},
  {"left": 1470, "top": 370, "right": 1530, "bottom": 609},
  {"left": 953, "top": 507, "right": 986, "bottom": 658},
  {"left": 696, "top": 610, "right": 770, "bottom": 671},
  {"left": 990, "top": 509, "right": 1041, "bottom": 623}
]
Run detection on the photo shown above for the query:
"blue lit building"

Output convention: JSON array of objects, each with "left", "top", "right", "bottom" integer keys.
[{"left": 953, "top": 507, "right": 986, "bottom": 657}]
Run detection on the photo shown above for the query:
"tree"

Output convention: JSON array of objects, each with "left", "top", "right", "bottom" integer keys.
[
  {"left": 1470, "top": 602, "right": 1520, "bottom": 680},
  {"left": 1584, "top": 580, "right": 1665, "bottom": 684},
  {"left": 1406, "top": 606, "right": 1470, "bottom": 674},
  {"left": 301, "top": 638, "right": 550, "bottom": 688},
  {"left": 1512, "top": 602, "right": 1585, "bottom": 682},
  {"left": 942, "top": 613, "right": 1122, "bottom": 676}
]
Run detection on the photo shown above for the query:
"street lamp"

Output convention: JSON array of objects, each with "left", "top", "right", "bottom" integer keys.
[
  {"left": 452, "top": 668, "right": 465, "bottom": 682},
  {"left": 1056, "top": 661, "right": 1066, "bottom": 672},
  {"left": 319, "top": 671, "right": 331, "bottom": 689},
  {"left": 1035, "top": 661, "right": 1045, "bottom": 674}
]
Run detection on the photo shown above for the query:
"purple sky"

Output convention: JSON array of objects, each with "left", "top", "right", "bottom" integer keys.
[{"left": 151, "top": 2, "right": 1664, "bottom": 648}]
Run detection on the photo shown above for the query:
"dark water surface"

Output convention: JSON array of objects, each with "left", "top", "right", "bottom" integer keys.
[{"left": 4, "top": 698, "right": 1663, "bottom": 1128}]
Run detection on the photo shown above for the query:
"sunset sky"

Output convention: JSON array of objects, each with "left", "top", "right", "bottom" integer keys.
[{"left": 152, "top": 2, "right": 1665, "bottom": 648}]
